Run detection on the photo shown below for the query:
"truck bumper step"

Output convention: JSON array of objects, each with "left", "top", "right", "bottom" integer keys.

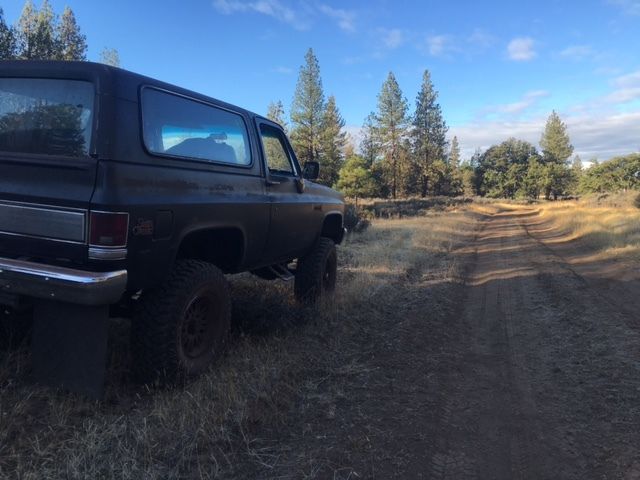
[{"left": 0, "top": 257, "right": 127, "bottom": 306}]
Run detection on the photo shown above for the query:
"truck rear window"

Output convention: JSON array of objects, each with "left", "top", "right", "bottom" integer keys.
[
  {"left": 141, "top": 88, "right": 251, "bottom": 166},
  {"left": 0, "top": 78, "right": 94, "bottom": 157}
]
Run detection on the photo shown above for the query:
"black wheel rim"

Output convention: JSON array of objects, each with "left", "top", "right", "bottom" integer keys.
[{"left": 179, "top": 288, "right": 221, "bottom": 359}]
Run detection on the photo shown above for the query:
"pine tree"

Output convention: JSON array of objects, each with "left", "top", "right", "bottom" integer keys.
[
  {"left": 336, "top": 154, "right": 376, "bottom": 206},
  {"left": 16, "top": 0, "right": 37, "bottom": 59},
  {"left": 56, "top": 6, "right": 86, "bottom": 60},
  {"left": 15, "top": 0, "right": 57, "bottom": 60},
  {"left": 0, "top": 8, "right": 16, "bottom": 59},
  {"left": 411, "top": 70, "right": 448, "bottom": 197},
  {"left": 449, "top": 136, "right": 461, "bottom": 169},
  {"left": 290, "top": 48, "right": 325, "bottom": 165},
  {"left": 100, "top": 47, "right": 120, "bottom": 67},
  {"left": 360, "top": 112, "right": 380, "bottom": 168},
  {"left": 375, "top": 72, "right": 408, "bottom": 199},
  {"left": 266, "top": 100, "right": 288, "bottom": 132},
  {"left": 540, "top": 111, "right": 573, "bottom": 164},
  {"left": 540, "top": 111, "right": 573, "bottom": 199},
  {"left": 571, "top": 154, "right": 583, "bottom": 172},
  {"left": 32, "top": 0, "right": 56, "bottom": 59},
  {"left": 319, "top": 95, "right": 347, "bottom": 187},
  {"left": 570, "top": 154, "right": 583, "bottom": 194}
]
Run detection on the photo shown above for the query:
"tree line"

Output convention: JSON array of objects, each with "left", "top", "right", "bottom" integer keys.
[
  {"left": 0, "top": 0, "right": 119, "bottom": 66},
  {"left": 268, "top": 48, "right": 455, "bottom": 200},
  {"left": 277, "top": 48, "right": 639, "bottom": 201}
]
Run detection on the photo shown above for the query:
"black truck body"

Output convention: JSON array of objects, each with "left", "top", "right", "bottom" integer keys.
[
  {"left": 0, "top": 61, "right": 344, "bottom": 303},
  {"left": 0, "top": 61, "right": 345, "bottom": 390}
]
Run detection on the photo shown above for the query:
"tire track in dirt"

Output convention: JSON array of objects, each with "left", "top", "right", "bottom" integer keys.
[{"left": 424, "top": 208, "right": 640, "bottom": 479}]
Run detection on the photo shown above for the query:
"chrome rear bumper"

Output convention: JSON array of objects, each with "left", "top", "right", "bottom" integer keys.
[{"left": 0, "top": 257, "right": 127, "bottom": 306}]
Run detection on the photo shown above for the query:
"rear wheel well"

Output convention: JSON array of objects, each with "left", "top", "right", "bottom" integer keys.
[
  {"left": 321, "top": 214, "right": 344, "bottom": 244},
  {"left": 177, "top": 228, "right": 244, "bottom": 273}
]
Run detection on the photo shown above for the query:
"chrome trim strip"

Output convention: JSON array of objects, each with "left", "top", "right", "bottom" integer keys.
[
  {"left": 0, "top": 229, "right": 85, "bottom": 245},
  {"left": 88, "top": 247, "right": 128, "bottom": 260},
  {"left": 0, "top": 199, "right": 85, "bottom": 214},
  {"left": 0, "top": 201, "right": 86, "bottom": 242},
  {"left": 0, "top": 257, "right": 127, "bottom": 305}
]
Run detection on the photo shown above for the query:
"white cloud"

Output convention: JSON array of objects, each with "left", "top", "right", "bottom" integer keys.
[
  {"left": 485, "top": 90, "right": 549, "bottom": 115},
  {"left": 380, "top": 28, "right": 405, "bottom": 49},
  {"left": 213, "top": 0, "right": 357, "bottom": 32},
  {"left": 605, "top": 87, "right": 640, "bottom": 103},
  {"left": 425, "top": 35, "right": 456, "bottom": 57},
  {"left": 272, "top": 66, "right": 293, "bottom": 75},
  {"left": 318, "top": 4, "right": 356, "bottom": 32},
  {"left": 451, "top": 111, "right": 640, "bottom": 161},
  {"left": 467, "top": 29, "right": 496, "bottom": 49},
  {"left": 507, "top": 37, "right": 536, "bottom": 61},
  {"left": 613, "top": 70, "right": 640, "bottom": 88},
  {"left": 213, "top": 0, "right": 309, "bottom": 30},
  {"left": 604, "top": 70, "right": 640, "bottom": 104},
  {"left": 559, "top": 45, "right": 594, "bottom": 60},
  {"left": 608, "top": 0, "right": 640, "bottom": 15}
]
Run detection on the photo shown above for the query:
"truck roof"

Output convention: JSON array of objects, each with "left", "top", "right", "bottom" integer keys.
[{"left": 0, "top": 60, "right": 266, "bottom": 122}]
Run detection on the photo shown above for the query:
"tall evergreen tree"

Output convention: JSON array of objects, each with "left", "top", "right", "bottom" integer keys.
[
  {"left": 290, "top": 48, "right": 325, "bottom": 165},
  {"left": 0, "top": 8, "right": 16, "bottom": 59},
  {"left": 449, "top": 136, "right": 461, "bottom": 169},
  {"left": 266, "top": 100, "right": 288, "bottom": 132},
  {"left": 319, "top": 95, "right": 347, "bottom": 186},
  {"left": 360, "top": 112, "right": 380, "bottom": 168},
  {"left": 15, "top": 0, "right": 59, "bottom": 60},
  {"left": 540, "top": 111, "right": 573, "bottom": 199},
  {"left": 540, "top": 111, "right": 574, "bottom": 164},
  {"left": 375, "top": 72, "right": 408, "bottom": 199},
  {"left": 56, "top": 6, "right": 86, "bottom": 60},
  {"left": 569, "top": 154, "right": 583, "bottom": 194},
  {"left": 16, "top": 0, "right": 37, "bottom": 59},
  {"left": 412, "top": 70, "right": 448, "bottom": 196},
  {"left": 100, "top": 47, "right": 120, "bottom": 67},
  {"left": 32, "top": 0, "right": 56, "bottom": 59}
]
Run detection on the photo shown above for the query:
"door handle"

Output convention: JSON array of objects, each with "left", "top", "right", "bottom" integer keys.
[{"left": 265, "top": 179, "right": 281, "bottom": 186}]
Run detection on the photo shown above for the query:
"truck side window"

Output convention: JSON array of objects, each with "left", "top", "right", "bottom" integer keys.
[
  {"left": 141, "top": 88, "right": 251, "bottom": 166},
  {"left": 260, "top": 125, "right": 296, "bottom": 176}
]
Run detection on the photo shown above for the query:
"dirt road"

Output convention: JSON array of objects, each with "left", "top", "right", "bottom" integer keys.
[{"left": 420, "top": 208, "right": 640, "bottom": 479}]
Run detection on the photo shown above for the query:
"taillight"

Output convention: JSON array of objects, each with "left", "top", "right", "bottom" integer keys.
[{"left": 89, "top": 211, "right": 129, "bottom": 247}]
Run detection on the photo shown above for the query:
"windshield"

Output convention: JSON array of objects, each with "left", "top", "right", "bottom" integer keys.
[{"left": 0, "top": 78, "right": 94, "bottom": 157}]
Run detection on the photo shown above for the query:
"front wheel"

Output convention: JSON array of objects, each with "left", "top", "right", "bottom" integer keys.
[
  {"left": 294, "top": 237, "right": 337, "bottom": 304},
  {"left": 131, "top": 260, "right": 231, "bottom": 384}
]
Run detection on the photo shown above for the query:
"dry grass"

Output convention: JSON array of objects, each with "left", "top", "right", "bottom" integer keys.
[
  {"left": 0, "top": 206, "right": 483, "bottom": 479},
  {"left": 535, "top": 192, "right": 640, "bottom": 259}
]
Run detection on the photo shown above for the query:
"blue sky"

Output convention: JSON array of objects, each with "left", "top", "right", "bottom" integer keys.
[{"left": 4, "top": 0, "right": 640, "bottom": 160}]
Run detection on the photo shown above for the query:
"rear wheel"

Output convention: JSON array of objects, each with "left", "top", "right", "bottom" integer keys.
[
  {"left": 131, "top": 260, "right": 231, "bottom": 384},
  {"left": 294, "top": 237, "right": 337, "bottom": 305}
]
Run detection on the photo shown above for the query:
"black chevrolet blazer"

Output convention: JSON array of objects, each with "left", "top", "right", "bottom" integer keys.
[{"left": 0, "top": 61, "right": 345, "bottom": 384}]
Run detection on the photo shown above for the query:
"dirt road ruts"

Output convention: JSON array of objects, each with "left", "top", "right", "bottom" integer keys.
[{"left": 422, "top": 208, "right": 640, "bottom": 479}]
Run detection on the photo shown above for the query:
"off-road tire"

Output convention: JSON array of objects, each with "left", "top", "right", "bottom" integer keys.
[
  {"left": 131, "top": 260, "right": 231, "bottom": 385},
  {"left": 294, "top": 237, "right": 337, "bottom": 304}
]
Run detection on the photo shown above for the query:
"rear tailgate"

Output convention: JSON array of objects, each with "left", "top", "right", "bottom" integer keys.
[{"left": 0, "top": 63, "right": 111, "bottom": 264}]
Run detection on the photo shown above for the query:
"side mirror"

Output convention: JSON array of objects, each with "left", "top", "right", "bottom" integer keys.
[{"left": 302, "top": 161, "right": 320, "bottom": 180}]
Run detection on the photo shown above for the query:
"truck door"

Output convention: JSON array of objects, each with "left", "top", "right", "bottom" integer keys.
[{"left": 257, "top": 121, "right": 318, "bottom": 261}]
